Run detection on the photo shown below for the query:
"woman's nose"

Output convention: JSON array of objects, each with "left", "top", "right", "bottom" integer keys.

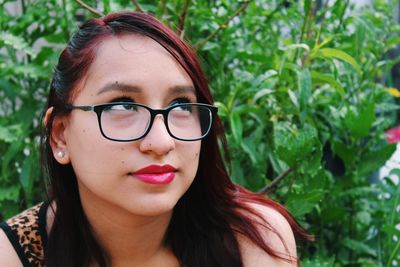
[{"left": 139, "top": 115, "right": 175, "bottom": 155}]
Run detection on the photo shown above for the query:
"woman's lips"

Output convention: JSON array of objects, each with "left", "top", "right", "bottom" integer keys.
[{"left": 132, "top": 164, "right": 176, "bottom": 185}]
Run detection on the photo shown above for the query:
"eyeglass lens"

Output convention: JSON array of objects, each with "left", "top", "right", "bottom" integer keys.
[{"left": 100, "top": 104, "right": 212, "bottom": 141}]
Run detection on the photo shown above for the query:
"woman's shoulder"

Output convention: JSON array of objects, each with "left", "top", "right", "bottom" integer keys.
[
  {"left": 0, "top": 202, "right": 49, "bottom": 267},
  {"left": 237, "top": 202, "right": 298, "bottom": 267},
  {"left": 0, "top": 228, "right": 22, "bottom": 266}
]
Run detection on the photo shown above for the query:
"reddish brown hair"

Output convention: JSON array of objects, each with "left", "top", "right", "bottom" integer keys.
[{"left": 42, "top": 11, "right": 311, "bottom": 267}]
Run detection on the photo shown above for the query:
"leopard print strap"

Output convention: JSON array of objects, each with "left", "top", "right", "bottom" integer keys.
[{"left": 0, "top": 202, "right": 49, "bottom": 267}]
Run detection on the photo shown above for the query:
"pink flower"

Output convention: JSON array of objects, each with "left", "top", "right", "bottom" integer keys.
[{"left": 387, "top": 126, "right": 400, "bottom": 143}]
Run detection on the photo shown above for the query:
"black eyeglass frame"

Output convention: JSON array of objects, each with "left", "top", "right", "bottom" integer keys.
[{"left": 64, "top": 102, "right": 218, "bottom": 142}]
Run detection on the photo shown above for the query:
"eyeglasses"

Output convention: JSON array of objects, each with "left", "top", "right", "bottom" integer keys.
[{"left": 65, "top": 102, "right": 218, "bottom": 142}]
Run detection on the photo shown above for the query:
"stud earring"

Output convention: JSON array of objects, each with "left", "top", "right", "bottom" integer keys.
[{"left": 57, "top": 150, "right": 65, "bottom": 158}]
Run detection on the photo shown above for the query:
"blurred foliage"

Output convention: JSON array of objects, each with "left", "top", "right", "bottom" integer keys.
[{"left": 0, "top": 0, "right": 399, "bottom": 265}]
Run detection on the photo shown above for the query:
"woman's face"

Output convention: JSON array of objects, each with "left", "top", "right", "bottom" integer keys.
[{"left": 53, "top": 34, "right": 201, "bottom": 217}]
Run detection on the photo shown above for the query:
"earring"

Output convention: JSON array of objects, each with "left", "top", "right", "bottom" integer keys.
[{"left": 57, "top": 150, "right": 65, "bottom": 158}]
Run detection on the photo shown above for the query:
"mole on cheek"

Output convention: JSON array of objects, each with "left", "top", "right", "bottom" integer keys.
[
  {"left": 82, "top": 129, "right": 86, "bottom": 133},
  {"left": 121, "top": 160, "right": 125, "bottom": 164},
  {"left": 121, "top": 147, "right": 125, "bottom": 151}
]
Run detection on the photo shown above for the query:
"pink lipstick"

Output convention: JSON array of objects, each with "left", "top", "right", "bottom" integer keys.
[{"left": 132, "top": 164, "right": 176, "bottom": 185}]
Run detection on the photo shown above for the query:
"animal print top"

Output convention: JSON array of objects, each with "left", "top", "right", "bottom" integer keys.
[{"left": 0, "top": 202, "right": 49, "bottom": 267}]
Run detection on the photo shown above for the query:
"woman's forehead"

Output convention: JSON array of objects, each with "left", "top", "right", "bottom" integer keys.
[
  {"left": 97, "top": 33, "right": 165, "bottom": 55},
  {"left": 71, "top": 33, "right": 194, "bottom": 101}
]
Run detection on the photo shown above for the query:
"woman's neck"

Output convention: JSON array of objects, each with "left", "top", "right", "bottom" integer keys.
[{"left": 77, "top": 188, "right": 178, "bottom": 266}]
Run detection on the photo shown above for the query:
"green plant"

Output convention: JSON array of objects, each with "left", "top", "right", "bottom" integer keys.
[{"left": 1, "top": 0, "right": 399, "bottom": 265}]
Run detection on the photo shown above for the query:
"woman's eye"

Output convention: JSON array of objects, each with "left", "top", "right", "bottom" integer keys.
[
  {"left": 170, "top": 97, "right": 191, "bottom": 106},
  {"left": 105, "top": 97, "right": 138, "bottom": 111},
  {"left": 174, "top": 104, "right": 193, "bottom": 113},
  {"left": 170, "top": 98, "right": 194, "bottom": 112},
  {"left": 109, "top": 104, "right": 138, "bottom": 111}
]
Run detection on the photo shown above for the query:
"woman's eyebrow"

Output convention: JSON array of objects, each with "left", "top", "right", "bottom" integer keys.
[
  {"left": 96, "top": 83, "right": 195, "bottom": 95},
  {"left": 96, "top": 82, "right": 142, "bottom": 95},
  {"left": 169, "top": 85, "right": 196, "bottom": 94}
]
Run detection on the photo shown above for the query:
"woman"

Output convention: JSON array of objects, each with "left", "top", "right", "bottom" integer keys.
[{"left": 0, "top": 12, "right": 311, "bottom": 267}]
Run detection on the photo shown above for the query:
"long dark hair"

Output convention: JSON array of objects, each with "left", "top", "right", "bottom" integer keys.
[{"left": 42, "top": 12, "right": 311, "bottom": 267}]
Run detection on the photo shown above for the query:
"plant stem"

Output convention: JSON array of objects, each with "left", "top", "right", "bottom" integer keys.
[
  {"left": 62, "top": 0, "right": 70, "bottom": 42},
  {"left": 161, "top": 0, "right": 167, "bottom": 18},
  {"left": 177, "top": 0, "right": 191, "bottom": 38},
  {"left": 194, "top": 1, "right": 251, "bottom": 49},
  {"left": 131, "top": 0, "right": 144, "bottom": 13},
  {"left": 298, "top": 3, "right": 311, "bottom": 48},
  {"left": 387, "top": 240, "right": 400, "bottom": 267},
  {"left": 315, "top": 0, "right": 330, "bottom": 46},
  {"left": 334, "top": 0, "right": 349, "bottom": 33},
  {"left": 348, "top": 198, "right": 354, "bottom": 262},
  {"left": 258, "top": 168, "right": 292, "bottom": 193},
  {"left": 298, "top": 1, "right": 315, "bottom": 66},
  {"left": 75, "top": 0, "right": 104, "bottom": 17},
  {"left": 20, "top": 0, "right": 26, "bottom": 14}
]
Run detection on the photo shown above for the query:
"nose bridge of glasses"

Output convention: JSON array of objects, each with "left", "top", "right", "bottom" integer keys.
[
  {"left": 147, "top": 109, "right": 170, "bottom": 135},
  {"left": 149, "top": 108, "right": 170, "bottom": 125}
]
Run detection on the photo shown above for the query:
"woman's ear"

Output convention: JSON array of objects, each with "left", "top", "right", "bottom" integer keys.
[{"left": 44, "top": 107, "right": 71, "bottom": 165}]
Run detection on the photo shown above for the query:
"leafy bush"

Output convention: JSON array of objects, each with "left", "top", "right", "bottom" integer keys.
[{"left": 1, "top": 0, "right": 399, "bottom": 265}]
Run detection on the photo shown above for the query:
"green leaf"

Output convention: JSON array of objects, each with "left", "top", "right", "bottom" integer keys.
[
  {"left": 103, "top": 0, "right": 111, "bottom": 13},
  {"left": 0, "top": 31, "right": 36, "bottom": 57},
  {"left": 0, "top": 124, "right": 23, "bottom": 143},
  {"left": 311, "top": 35, "right": 338, "bottom": 56},
  {"left": 358, "top": 144, "right": 397, "bottom": 177},
  {"left": 343, "top": 101, "right": 375, "bottom": 139},
  {"left": 300, "top": 142, "right": 323, "bottom": 176},
  {"left": 288, "top": 89, "right": 299, "bottom": 110},
  {"left": 342, "top": 238, "right": 377, "bottom": 257},
  {"left": 311, "top": 71, "right": 345, "bottom": 98},
  {"left": 308, "top": 169, "right": 329, "bottom": 190},
  {"left": 331, "top": 139, "right": 357, "bottom": 169},
  {"left": 0, "top": 200, "right": 20, "bottom": 220},
  {"left": 262, "top": 70, "right": 278, "bottom": 80},
  {"left": 1, "top": 141, "right": 23, "bottom": 180},
  {"left": 241, "top": 138, "right": 257, "bottom": 164},
  {"left": 0, "top": 185, "right": 20, "bottom": 201},
  {"left": 231, "top": 159, "right": 247, "bottom": 187},
  {"left": 302, "top": 257, "right": 336, "bottom": 267},
  {"left": 356, "top": 211, "right": 372, "bottom": 225},
  {"left": 304, "top": 0, "right": 312, "bottom": 14},
  {"left": 202, "top": 42, "right": 219, "bottom": 51},
  {"left": 6, "top": 64, "right": 48, "bottom": 79},
  {"left": 214, "top": 102, "right": 228, "bottom": 118},
  {"left": 297, "top": 68, "right": 312, "bottom": 116},
  {"left": 229, "top": 112, "right": 243, "bottom": 144},
  {"left": 316, "top": 48, "right": 361, "bottom": 73},
  {"left": 19, "top": 156, "right": 34, "bottom": 194},
  {"left": 274, "top": 123, "right": 318, "bottom": 167},
  {"left": 321, "top": 205, "right": 346, "bottom": 224},
  {"left": 0, "top": 78, "right": 15, "bottom": 99},
  {"left": 44, "top": 33, "right": 68, "bottom": 44},
  {"left": 252, "top": 88, "right": 274, "bottom": 103},
  {"left": 386, "top": 36, "right": 400, "bottom": 50},
  {"left": 286, "top": 190, "right": 325, "bottom": 217}
]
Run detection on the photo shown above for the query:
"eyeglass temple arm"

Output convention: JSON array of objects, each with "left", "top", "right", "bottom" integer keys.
[{"left": 65, "top": 104, "right": 94, "bottom": 111}]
